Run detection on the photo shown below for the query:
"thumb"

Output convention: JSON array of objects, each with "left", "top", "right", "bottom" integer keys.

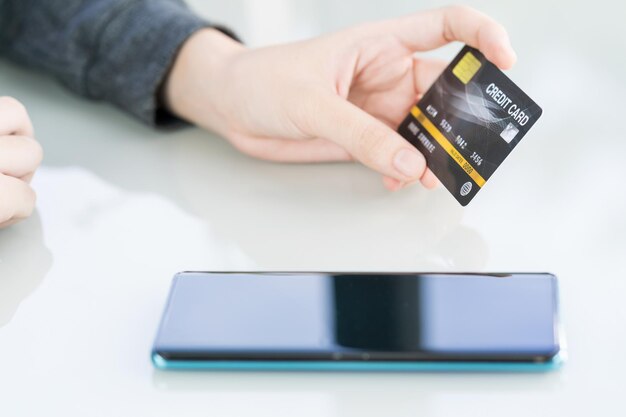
[{"left": 311, "top": 96, "right": 426, "bottom": 181}]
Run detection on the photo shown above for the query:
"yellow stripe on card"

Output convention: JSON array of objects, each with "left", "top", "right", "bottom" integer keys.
[{"left": 410, "top": 106, "right": 486, "bottom": 187}]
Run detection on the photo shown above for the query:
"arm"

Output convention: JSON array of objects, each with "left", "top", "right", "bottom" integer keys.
[
  {"left": 163, "top": 6, "right": 516, "bottom": 189},
  {"left": 1, "top": 3, "right": 515, "bottom": 190},
  {"left": 0, "top": 0, "right": 234, "bottom": 126}
]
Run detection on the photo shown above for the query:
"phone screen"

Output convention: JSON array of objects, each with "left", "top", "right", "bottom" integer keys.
[{"left": 153, "top": 273, "right": 560, "bottom": 363}]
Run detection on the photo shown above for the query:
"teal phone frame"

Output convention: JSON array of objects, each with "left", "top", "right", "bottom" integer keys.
[{"left": 152, "top": 351, "right": 565, "bottom": 372}]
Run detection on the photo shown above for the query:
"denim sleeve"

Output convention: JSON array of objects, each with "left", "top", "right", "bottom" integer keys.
[{"left": 0, "top": 0, "right": 236, "bottom": 126}]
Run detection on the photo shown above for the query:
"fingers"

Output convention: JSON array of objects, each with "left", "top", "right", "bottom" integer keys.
[
  {"left": 0, "top": 96, "right": 34, "bottom": 137},
  {"left": 0, "top": 135, "right": 43, "bottom": 178},
  {"left": 230, "top": 135, "right": 352, "bottom": 163},
  {"left": 383, "top": 176, "right": 403, "bottom": 191},
  {"left": 412, "top": 58, "right": 448, "bottom": 95},
  {"left": 383, "top": 167, "right": 439, "bottom": 191},
  {"left": 0, "top": 97, "right": 38, "bottom": 227},
  {"left": 311, "top": 95, "right": 426, "bottom": 182},
  {"left": 0, "top": 174, "right": 36, "bottom": 227},
  {"left": 382, "top": 5, "right": 516, "bottom": 69},
  {"left": 420, "top": 168, "right": 439, "bottom": 189}
]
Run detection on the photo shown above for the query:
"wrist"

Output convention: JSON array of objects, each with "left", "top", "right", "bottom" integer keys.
[{"left": 163, "top": 28, "right": 245, "bottom": 133}]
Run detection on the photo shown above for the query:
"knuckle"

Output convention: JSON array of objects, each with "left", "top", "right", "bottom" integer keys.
[
  {"left": 0, "top": 96, "right": 32, "bottom": 134},
  {"left": 494, "top": 21, "right": 507, "bottom": 35},
  {"left": 0, "top": 186, "right": 13, "bottom": 224},
  {"left": 0, "top": 96, "right": 26, "bottom": 115},
  {"left": 26, "top": 138, "right": 44, "bottom": 168},
  {"left": 0, "top": 177, "right": 36, "bottom": 223},
  {"left": 0, "top": 95, "right": 19, "bottom": 107}
]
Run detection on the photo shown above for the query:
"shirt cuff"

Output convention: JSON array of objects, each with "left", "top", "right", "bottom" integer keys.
[{"left": 87, "top": 0, "right": 238, "bottom": 127}]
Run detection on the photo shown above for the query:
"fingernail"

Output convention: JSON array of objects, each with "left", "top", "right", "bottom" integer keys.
[{"left": 393, "top": 149, "right": 424, "bottom": 178}]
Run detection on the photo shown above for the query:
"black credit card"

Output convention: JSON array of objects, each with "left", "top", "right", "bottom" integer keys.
[{"left": 398, "top": 45, "right": 542, "bottom": 206}]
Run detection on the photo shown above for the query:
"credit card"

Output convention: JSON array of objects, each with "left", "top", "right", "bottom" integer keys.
[{"left": 397, "top": 45, "right": 542, "bottom": 206}]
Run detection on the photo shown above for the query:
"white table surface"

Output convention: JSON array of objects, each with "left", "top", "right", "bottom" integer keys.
[{"left": 1, "top": 0, "right": 625, "bottom": 415}]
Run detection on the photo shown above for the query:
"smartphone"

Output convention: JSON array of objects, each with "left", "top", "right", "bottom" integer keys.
[{"left": 152, "top": 272, "right": 564, "bottom": 372}]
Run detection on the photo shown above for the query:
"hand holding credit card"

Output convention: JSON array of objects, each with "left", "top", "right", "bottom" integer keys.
[{"left": 398, "top": 45, "right": 542, "bottom": 205}]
